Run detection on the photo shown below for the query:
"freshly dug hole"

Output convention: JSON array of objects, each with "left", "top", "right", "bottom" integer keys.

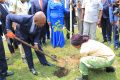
[{"left": 54, "top": 67, "right": 69, "bottom": 78}]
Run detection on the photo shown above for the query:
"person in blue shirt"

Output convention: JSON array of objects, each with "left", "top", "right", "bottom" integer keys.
[
  {"left": 101, "top": 0, "right": 112, "bottom": 45},
  {"left": 109, "top": 0, "right": 119, "bottom": 50}
]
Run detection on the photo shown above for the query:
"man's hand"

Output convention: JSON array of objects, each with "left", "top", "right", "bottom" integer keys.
[
  {"left": 6, "top": 31, "right": 15, "bottom": 39},
  {"left": 34, "top": 44, "right": 39, "bottom": 51}
]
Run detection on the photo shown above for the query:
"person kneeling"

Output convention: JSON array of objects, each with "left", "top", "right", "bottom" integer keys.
[{"left": 71, "top": 34, "right": 115, "bottom": 80}]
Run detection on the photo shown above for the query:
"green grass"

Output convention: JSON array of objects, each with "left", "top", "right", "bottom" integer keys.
[{"left": 4, "top": 27, "right": 120, "bottom": 80}]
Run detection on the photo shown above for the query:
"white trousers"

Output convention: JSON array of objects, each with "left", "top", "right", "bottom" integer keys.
[{"left": 83, "top": 22, "right": 97, "bottom": 40}]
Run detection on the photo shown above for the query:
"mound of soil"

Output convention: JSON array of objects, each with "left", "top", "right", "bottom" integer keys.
[
  {"left": 54, "top": 67, "right": 69, "bottom": 78},
  {"left": 57, "top": 54, "right": 80, "bottom": 69}
]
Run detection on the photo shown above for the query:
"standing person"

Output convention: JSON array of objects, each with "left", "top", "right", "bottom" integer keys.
[
  {"left": 0, "top": 18, "right": 14, "bottom": 80},
  {"left": 76, "top": 0, "right": 83, "bottom": 35},
  {"left": 101, "top": 0, "right": 112, "bottom": 45},
  {"left": 9, "top": 0, "right": 30, "bottom": 62},
  {"left": 47, "top": 0, "right": 69, "bottom": 48},
  {"left": 109, "top": 0, "right": 119, "bottom": 50},
  {"left": 71, "top": 34, "right": 115, "bottom": 80},
  {"left": 81, "top": 0, "right": 103, "bottom": 40},
  {"left": 0, "top": 0, "right": 17, "bottom": 55},
  {"left": 30, "top": 0, "right": 50, "bottom": 46},
  {"left": 6, "top": 11, "right": 51, "bottom": 75},
  {"left": 64, "top": 0, "right": 76, "bottom": 39}
]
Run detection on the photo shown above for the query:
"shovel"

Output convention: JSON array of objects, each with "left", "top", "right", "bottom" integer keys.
[{"left": 14, "top": 37, "right": 58, "bottom": 62}]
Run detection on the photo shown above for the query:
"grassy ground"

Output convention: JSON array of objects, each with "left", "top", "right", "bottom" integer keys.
[{"left": 4, "top": 27, "right": 120, "bottom": 80}]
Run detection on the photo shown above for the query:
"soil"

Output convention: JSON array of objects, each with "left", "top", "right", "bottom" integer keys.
[
  {"left": 53, "top": 54, "right": 80, "bottom": 78},
  {"left": 57, "top": 54, "right": 80, "bottom": 69},
  {"left": 54, "top": 67, "right": 69, "bottom": 78}
]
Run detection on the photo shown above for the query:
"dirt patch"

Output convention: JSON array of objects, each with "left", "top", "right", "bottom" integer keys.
[
  {"left": 57, "top": 54, "right": 80, "bottom": 69},
  {"left": 53, "top": 54, "right": 80, "bottom": 78},
  {"left": 54, "top": 67, "right": 69, "bottom": 78}
]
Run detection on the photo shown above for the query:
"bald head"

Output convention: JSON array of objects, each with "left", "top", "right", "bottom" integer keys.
[{"left": 33, "top": 11, "right": 46, "bottom": 27}]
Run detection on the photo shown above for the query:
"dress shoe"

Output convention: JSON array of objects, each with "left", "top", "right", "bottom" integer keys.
[
  {"left": 30, "top": 68, "right": 38, "bottom": 75},
  {"left": 5, "top": 71, "right": 14, "bottom": 77},
  {"left": 43, "top": 62, "right": 52, "bottom": 66},
  {"left": 105, "top": 66, "right": 115, "bottom": 73},
  {"left": 114, "top": 46, "right": 118, "bottom": 50}
]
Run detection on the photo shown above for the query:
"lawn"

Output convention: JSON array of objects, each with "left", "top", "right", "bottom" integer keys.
[{"left": 4, "top": 27, "right": 120, "bottom": 80}]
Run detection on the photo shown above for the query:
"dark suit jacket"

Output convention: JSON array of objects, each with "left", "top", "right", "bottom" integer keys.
[
  {"left": 0, "top": 2, "right": 9, "bottom": 34},
  {"left": 6, "top": 14, "right": 41, "bottom": 44},
  {"left": 30, "top": 0, "right": 48, "bottom": 15},
  {"left": 0, "top": 2, "right": 9, "bottom": 25}
]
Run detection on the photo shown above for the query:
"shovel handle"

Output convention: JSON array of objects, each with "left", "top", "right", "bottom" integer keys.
[{"left": 14, "top": 37, "right": 58, "bottom": 62}]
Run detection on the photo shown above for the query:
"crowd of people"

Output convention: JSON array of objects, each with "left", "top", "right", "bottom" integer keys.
[{"left": 0, "top": 0, "right": 120, "bottom": 80}]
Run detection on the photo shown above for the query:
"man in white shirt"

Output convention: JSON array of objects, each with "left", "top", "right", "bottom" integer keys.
[
  {"left": 81, "top": 0, "right": 103, "bottom": 39},
  {"left": 9, "top": 0, "right": 30, "bottom": 14},
  {"left": 9, "top": 0, "right": 30, "bottom": 63}
]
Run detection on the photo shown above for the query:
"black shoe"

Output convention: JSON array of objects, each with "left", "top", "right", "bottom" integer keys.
[
  {"left": 75, "top": 75, "right": 88, "bottom": 80},
  {"left": 114, "top": 46, "right": 118, "bottom": 50},
  {"left": 6, "top": 71, "right": 14, "bottom": 77},
  {"left": 30, "top": 68, "right": 38, "bottom": 75},
  {"left": 102, "top": 40, "right": 107, "bottom": 43},
  {"left": 105, "top": 66, "right": 115, "bottom": 73},
  {"left": 43, "top": 62, "right": 52, "bottom": 66}
]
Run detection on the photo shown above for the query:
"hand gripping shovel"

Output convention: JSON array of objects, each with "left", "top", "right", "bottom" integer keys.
[{"left": 14, "top": 37, "right": 58, "bottom": 62}]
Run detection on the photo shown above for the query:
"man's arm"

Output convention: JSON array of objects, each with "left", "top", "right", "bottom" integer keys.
[
  {"left": 33, "top": 28, "right": 41, "bottom": 50},
  {"left": 34, "top": 28, "right": 41, "bottom": 44},
  {"left": 5, "top": 13, "right": 27, "bottom": 38},
  {"left": 6, "top": 13, "right": 28, "bottom": 30}
]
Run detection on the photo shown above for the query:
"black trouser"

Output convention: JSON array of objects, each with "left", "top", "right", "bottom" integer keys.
[
  {"left": 22, "top": 38, "right": 48, "bottom": 69},
  {"left": 46, "top": 22, "right": 50, "bottom": 39},
  {"left": 39, "top": 23, "right": 47, "bottom": 44},
  {"left": 0, "top": 36, "right": 8, "bottom": 79},
  {"left": 64, "top": 16, "right": 74, "bottom": 39},
  {"left": 101, "top": 17, "right": 112, "bottom": 41}
]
